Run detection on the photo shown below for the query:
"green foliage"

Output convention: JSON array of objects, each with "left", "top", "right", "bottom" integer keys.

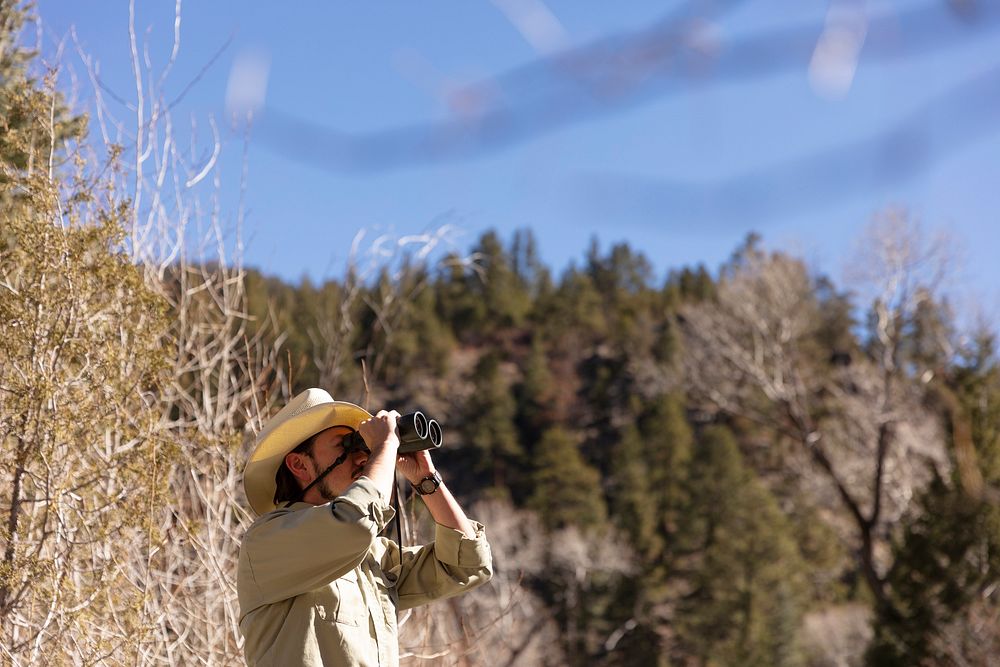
[
  {"left": 608, "top": 394, "right": 693, "bottom": 562},
  {"left": 431, "top": 231, "right": 532, "bottom": 342},
  {"left": 539, "top": 265, "right": 607, "bottom": 340},
  {"left": 954, "top": 331, "right": 1000, "bottom": 484},
  {"left": 640, "top": 394, "right": 693, "bottom": 546},
  {"left": 511, "top": 227, "right": 552, "bottom": 301},
  {"left": 471, "top": 230, "right": 531, "bottom": 330},
  {"left": 866, "top": 475, "right": 1000, "bottom": 666},
  {"left": 528, "top": 426, "right": 607, "bottom": 531},
  {"left": 610, "top": 424, "right": 660, "bottom": 558},
  {"left": 462, "top": 351, "right": 523, "bottom": 490},
  {"left": 514, "top": 335, "right": 557, "bottom": 446},
  {"left": 784, "top": 497, "right": 851, "bottom": 604},
  {"left": 666, "top": 264, "right": 716, "bottom": 302},
  {"left": 813, "top": 275, "right": 857, "bottom": 366},
  {"left": 385, "top": 269, "right": 455, "bottom": 381},
  {"left": 244, "top": 269, "right": 320, "bottom": 388},
  {"left": 434, "top": 252, "right": 486, "bottom": 339},
  {"left": 676, "top": 426, "right": 810, "bottom": 666},
  {"left": 587, "top": 238, "right": 652, "bottom": 292}
]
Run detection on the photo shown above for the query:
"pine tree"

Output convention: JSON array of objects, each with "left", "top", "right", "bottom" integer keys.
[
  {"left": 813, "top": 274, "right": 857, "bottom": 366},
  {"left": 462, "top": 351, "right": 522, "bottom": 490},
  {"left": 585, "top": 239, "right": 659, "bottom": 348},
  {"left": 528, "top": 426, "right": 608, "bottom": 531},
  {"left": 434, "top": 251, "right": 486, "bottom": 340},
  {"left": 958, "top": 331, "right": 1000, "bottom": 483},
  {"left": 676, "top": 426, "right": 809, "bottom": 666},
  {"left": 639, "top": 394, "right": 693, "bottom": 550},
  {"left": 471, "top": 230, "right": 531, "bottom": 332},
  {"left": 576, "top": 349, "right": 631, "bottom": 471},
  {"left": 541, "top": 264, "right": 606, "bottom": 340},
  {"left": 667, "top": 265, "right": 716, "bottom": 303},
  {"left": 586, "top": 239, "right": 654, "bottom": 301},
  {"left": 392, "top": 271, "right": 455, "bottom": 379},
  {"left": 514, "top": 336, "right": 557, "bottom": 449},
  {"left": 510, "top": 227, "right": 552, "bottom": 301},
  {"left": 609, "top": 423, "right": 660, "bottom": 558}
]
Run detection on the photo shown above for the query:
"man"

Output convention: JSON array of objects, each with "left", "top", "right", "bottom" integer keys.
[{"left": 238, "top": 388, "right": 493, "bottom": 666}]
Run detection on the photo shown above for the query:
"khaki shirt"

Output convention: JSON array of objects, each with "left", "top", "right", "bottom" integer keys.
[{"left": 237, "top": 477, "right": 493, "bottom": 667}]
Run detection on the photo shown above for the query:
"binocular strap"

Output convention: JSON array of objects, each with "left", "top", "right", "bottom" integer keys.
[{"left": 283, "top": 449, "right": 352, "bottom": 509}]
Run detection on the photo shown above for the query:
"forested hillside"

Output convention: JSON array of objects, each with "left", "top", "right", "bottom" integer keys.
[
  {"left": 239, "top": 228, "right": 1000, "bottom": 665},
  {"left": 2, "top": 0, "right": 998, "bottom": 663}
]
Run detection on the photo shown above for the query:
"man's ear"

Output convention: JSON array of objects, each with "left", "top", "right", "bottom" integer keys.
[{"left": 285, "top": 452, "right": 313, "bottom": 485}]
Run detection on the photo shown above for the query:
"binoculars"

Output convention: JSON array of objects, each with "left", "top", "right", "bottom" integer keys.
[{"left": 342, "top": 411, "right": 443, "bottom": 455}]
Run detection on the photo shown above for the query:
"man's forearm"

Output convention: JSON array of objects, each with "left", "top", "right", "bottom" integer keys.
[
  {"left": 358, "top": 410, "right": 402, "bottom": 502},
  {"left": 419, "top": 481, "right": 475, "bottom": 539},
  {"left": 362, "top": 445, "right": 398, "bottom": 502}
]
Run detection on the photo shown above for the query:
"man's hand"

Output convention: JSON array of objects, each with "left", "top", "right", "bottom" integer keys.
[
  {"left": 394, "top": 440, "right": 476, "bottom": 539},
  {"left": 359, "top": 410, "right": 401, "bottom": 453},
  {"left": 396, "top": 450, "right": 435, "bottom": 485}
]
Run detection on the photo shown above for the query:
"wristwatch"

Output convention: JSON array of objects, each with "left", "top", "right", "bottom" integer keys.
[{"left": 413, "top": 470, "right": 442, "bottom": 495}]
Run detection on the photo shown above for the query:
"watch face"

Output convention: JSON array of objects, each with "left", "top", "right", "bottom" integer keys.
[{"left": 418, "top": 478, "right": 437, "bottom": 494}]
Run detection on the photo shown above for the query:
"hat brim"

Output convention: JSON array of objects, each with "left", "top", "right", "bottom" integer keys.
[{"left": 243, "top": 401, "right": 371, "bottom": 515}]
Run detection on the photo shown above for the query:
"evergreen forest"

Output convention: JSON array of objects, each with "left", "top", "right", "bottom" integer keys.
[{"left": 237, "top": 226, "right": 1000, "bottom": 666}]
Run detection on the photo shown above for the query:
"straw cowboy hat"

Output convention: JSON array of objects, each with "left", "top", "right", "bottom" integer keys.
[{"left": 243, "top": 388, "right": 371, "bottom": 515}]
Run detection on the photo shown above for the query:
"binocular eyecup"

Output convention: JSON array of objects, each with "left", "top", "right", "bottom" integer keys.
[{"left": 341, "top": 411, "right": 443, "bottom": 455}]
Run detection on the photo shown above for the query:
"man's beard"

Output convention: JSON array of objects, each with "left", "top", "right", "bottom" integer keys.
[
  {"left": 307, "top": 453, "right": 359, "bottom": 502},
  {"left": 317, "top": 477, "right": 337, "bottom": 502}
]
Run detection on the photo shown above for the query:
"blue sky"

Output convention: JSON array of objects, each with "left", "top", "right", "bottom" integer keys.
[{"left": 37, "top": 1, "right": 1000, "bottom": 323}]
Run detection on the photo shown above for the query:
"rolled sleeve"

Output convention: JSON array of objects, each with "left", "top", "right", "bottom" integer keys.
[
  {"left": 386, "top": 519, "right": 493, "bottom": 611},
  {"left": 432, "top": 521, "right": 492, "bottom": 569}
]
